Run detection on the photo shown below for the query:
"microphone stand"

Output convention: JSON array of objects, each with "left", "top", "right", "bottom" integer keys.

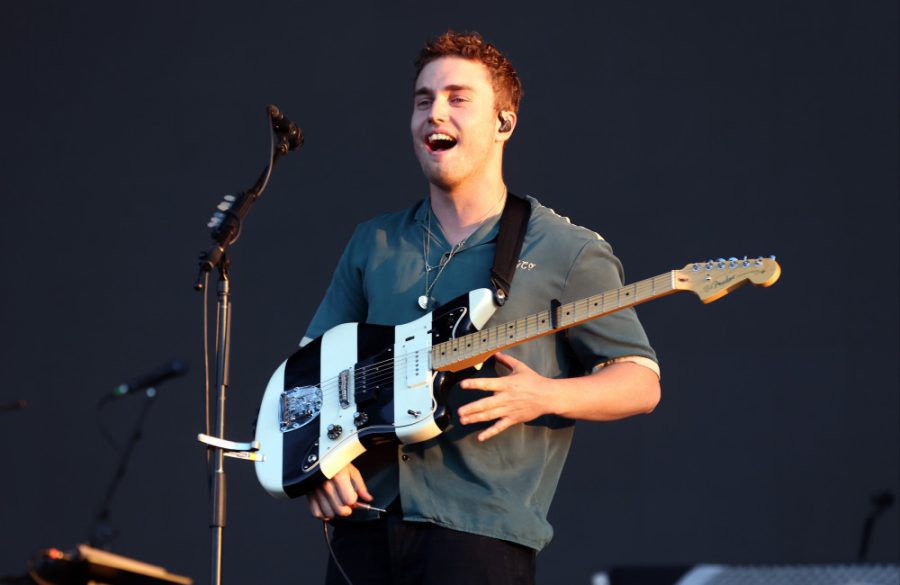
[
  {"left": 88, "top": 390, "right": 158, "bottom": 549},
  {"left": 194, "top": 105, "right": 302, "bottom": 585}
]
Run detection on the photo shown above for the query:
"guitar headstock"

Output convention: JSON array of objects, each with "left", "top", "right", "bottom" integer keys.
[{"left": 674, "top": 256, "right": 781, "bottom": 303}]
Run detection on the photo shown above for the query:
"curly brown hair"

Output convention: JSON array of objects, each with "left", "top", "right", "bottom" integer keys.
[{"left": 414, "top": 30, "right": 523, "bottom": 114}]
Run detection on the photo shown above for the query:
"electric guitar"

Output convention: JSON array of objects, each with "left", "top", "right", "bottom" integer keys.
[{"left": 253, "top": 256, "right": 781, "bottom": 499}]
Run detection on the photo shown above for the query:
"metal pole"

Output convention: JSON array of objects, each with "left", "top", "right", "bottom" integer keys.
[{"left": 210, "top": 269, "right": 231, "bottom": 585}]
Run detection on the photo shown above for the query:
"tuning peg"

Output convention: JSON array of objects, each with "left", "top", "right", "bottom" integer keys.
[
  {"left": 742, "top": 255, "right": 750, "bottom": 267},
  {"left": 224, "top": 194, "right": 236, "bottom": 202},
  {"left": 728, "top": 256, "right": 738, "bottom": 268},
  {"left": 216, "top": 201, "right": 232, "bottom": 211},
  {"left": 692, "top": 264, "right": 701, "bottom": 272},
  {"left": 716, "top": 258, "right": 726, "bottom": 269},
  {"left": 769, "top": 254, "right": 776, "bottom": 260},
  {"left": 705, "top": 260, "right": 714, "bottom": 270}
]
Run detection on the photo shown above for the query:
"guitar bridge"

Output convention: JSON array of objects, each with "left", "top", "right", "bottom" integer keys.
[
  {"left": 280, "top": 385, "right": 323, "bottom": 432},
  {"left": 338, "top": 369, "right": 353, "bottom": 409}
]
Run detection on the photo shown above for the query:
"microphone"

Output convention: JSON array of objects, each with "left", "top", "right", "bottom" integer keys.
[
  {"left": 109, "top": 359, "right": 189, "bottom": 400},
  {"left": 267, "top": 104, "right": 304, "bottom": 152}
]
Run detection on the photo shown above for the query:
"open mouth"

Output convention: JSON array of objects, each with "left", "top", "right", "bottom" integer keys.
[{"left": 425, "top": 132, "right": 457, "bottom": 152}]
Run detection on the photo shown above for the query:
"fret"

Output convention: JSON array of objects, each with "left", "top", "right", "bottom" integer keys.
[{"left": 434, "top": 270, "right": 680, "bottom": 371}]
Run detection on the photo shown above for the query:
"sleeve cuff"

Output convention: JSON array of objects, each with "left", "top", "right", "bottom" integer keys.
[{"left": 592, "top": 355, "right": 660, "bottom": 379}]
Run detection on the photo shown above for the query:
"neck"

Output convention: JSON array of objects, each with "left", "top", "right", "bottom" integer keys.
[{"left": 429, "top": 175, "right": 507, "bottom": 246}]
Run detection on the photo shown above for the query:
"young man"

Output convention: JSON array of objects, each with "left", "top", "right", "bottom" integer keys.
[{"left": 303, "top": 31, "right": 660, "bottom": 585}]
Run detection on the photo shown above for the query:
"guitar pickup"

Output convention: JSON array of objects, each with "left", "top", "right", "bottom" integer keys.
[
  {"left": 405, "top": 348, "right": 430, "bottom": 389},
  {"left": 338, "top": 369, "right": 352, "bottom": 409}
]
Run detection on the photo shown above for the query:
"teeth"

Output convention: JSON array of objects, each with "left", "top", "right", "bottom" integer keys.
[{"left": 427, "top": 133, "right": 455, "bottom": 142}]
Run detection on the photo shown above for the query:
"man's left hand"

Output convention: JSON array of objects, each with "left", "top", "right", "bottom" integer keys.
[{"left": 457, "top": 352, "right": 552, "bottom": 442}]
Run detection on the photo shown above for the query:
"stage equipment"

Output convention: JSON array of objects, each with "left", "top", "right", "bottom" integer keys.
[
  {"left": 859, "top": 491, "right": 896, "bottom": 561},
  {"left": 88, "top": 361, "right": 189, "bottom": 549},
  {"left": 104, "top": 360, "right": 188, "bottom": 402},
  {"left": 21, "top": 544, "right": 191, "bottom": 584},
  {"left": 594, "top": 564, "right": 899, "bottom": 585},
  {"left": 192, "top": 104, "right": 304, "bottom": 585}
]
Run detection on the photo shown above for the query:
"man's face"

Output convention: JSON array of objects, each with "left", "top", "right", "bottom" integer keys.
[{"left": 411, "top": 57, "right": 503, "bottom": 190}]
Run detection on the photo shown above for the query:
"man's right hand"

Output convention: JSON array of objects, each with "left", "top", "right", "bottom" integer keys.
[{"left": 307, "top": 463, "right": 373, "bottom": 520}]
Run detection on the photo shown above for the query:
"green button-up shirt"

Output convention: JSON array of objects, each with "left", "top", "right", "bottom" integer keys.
[{"left": 304, "top": 196, "right": 656, "bottom": 550}]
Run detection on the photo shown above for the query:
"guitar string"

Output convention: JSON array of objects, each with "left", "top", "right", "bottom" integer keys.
[
  {"left": 297, "top": 274, "right": 676, "bottom": 404},
  {"left": 287, "top": 265, "right": 765, "bottom": 415},
  {"left": 312, "top": 264, "right": 754, "bottom": 394},
  {"left": 308, "top": 274, "right": 674, "bottom": 401}
]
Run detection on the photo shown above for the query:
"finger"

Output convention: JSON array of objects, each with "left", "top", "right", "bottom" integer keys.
[
  {"left": 321, "top": 481, "right": 353, "bottom": 517},
  {"left": 313, "top": 490, "right": 336, "bottom": 519},
  {"left": 334, "top": 475, "right": 360, "bottom": 508},
  {"left": 478, "top": 417, "right": 514, "bottom": 442},
  {"left": 457, "top": 395, "right": 503, "bottom": 418},
  {"left": 309, "top": 495, "right": 333, "bottom": 521},
  {"left": 460, "top": 405, "right": 508, "bottom": 425},
  {"left": 459, "top": 377, "right": 503, "bottom": 392},
  {"left": 350, "top": 467, "right": 373, "bottom": 502},
  {"left": 308, "top": 496, "right": 323, "bottom": 519}
]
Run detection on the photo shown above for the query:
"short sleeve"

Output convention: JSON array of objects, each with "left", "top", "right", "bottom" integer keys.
[
  {"left": 302, "top": 224, "right": 369, "bottom": 343},
  {"left": 562, "top": 237, "right": 657, "bottom": 374}
]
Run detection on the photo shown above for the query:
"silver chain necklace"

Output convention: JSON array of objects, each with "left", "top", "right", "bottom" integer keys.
[{"left": 418, "top": 193, "right": 506, "bottom": 311}]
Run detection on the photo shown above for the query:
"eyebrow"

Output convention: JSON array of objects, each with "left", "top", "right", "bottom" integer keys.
[{"left": 414, "top": 84, "right": 475, "bottom": 96}]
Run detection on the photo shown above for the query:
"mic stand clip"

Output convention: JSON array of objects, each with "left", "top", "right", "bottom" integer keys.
[{"left": 197, "top": 433, "right": 265, "bottom": 462}]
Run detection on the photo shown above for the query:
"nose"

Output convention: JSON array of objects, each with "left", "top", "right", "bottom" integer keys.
[{"left": 428, "top": 97, "right": 449, "bottom": 125}]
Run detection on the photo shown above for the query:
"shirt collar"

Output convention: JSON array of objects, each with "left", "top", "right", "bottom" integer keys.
[{"left": 413, "top": 196, "right": 503, "bottom": 249}]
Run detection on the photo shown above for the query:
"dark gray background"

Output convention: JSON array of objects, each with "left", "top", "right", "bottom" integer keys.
[{"left": 1, "top": 1, "right": 897, "bottom": 583}]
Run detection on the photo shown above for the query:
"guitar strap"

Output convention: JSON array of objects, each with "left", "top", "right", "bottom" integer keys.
[{"left": 490, "top": 193, "right": 531, "bottom": 306}]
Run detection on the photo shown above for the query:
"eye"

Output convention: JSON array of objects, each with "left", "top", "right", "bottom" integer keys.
[{"left": 415, "top": 98, "right": 432, "bottom": 108}]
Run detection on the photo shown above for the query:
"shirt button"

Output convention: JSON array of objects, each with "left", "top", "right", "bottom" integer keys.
[{"left": 401, "top": 454, "right": 410, "bottom": 462}]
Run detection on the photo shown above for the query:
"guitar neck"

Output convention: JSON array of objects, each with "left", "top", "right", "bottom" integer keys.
[{"left": 432, "top": 271, "right": 678, "bottom": 371}]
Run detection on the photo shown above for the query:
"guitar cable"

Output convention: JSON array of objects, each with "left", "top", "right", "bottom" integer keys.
[{"left": 322, "top": 520, "right": 355, "bottom": 585}]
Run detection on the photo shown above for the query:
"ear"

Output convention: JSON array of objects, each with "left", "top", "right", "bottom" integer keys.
[{"left": 495, "top": 111, "right": 517, "bottom": 142}]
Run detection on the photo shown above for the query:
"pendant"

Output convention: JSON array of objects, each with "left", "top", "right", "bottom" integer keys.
[{"left": 417, "top": 295, "right": 430, "bottom": 310}]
